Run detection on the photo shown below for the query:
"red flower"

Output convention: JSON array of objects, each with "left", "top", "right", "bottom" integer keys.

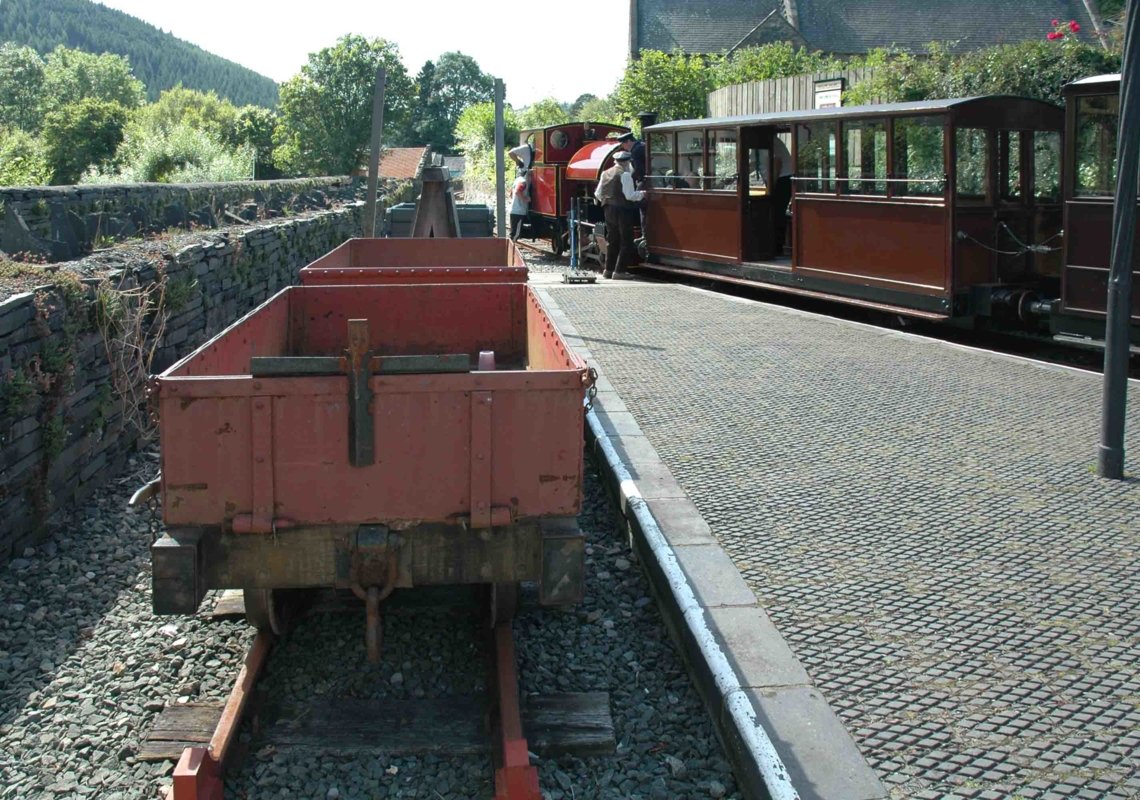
[
  {"left": 1052, "top": 19, "right": 1060, "bottom": 26},
  {"left": 1069, "top": 20, "right": 1081, "bottom": 32},
  {"left": 1046, "top": 31, "right": 1062, "bottom": 40}
]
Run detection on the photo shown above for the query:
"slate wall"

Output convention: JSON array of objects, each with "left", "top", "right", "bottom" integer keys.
[
  {"left": 0, "top": 183, "right": 412, "bottom": 560},
  {"left": 0, "top": 177, "right": 358, "bottom": 261}
]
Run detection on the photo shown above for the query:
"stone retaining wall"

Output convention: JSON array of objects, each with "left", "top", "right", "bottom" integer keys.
[
  {"left": 0, "top": 184, "right": 412, "bottom": 560},
  {"left": 1, "top": 177, "right": 359, "bottom": 262}
]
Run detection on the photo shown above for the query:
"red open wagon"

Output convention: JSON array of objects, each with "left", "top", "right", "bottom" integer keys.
[{"left": 150, "top": 239, "right": 591, "bottom": 642}]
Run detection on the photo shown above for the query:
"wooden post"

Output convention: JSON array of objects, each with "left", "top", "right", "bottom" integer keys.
[
  {"left": 364, "top": 67, "right": 387, "bottom": 238},
  {"left": 494, "top": 79, "right": 506, "bottom": 238}
]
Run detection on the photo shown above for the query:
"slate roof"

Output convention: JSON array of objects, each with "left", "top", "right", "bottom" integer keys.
[
  {"left": 636, "top": 0, "right": 787, "bottom": 54},
  {"left": 634, "top": 0, "right": 1100, "bottom": 56},
  {"left": 377, "top": 146, "right": 430, "bottom": 180},
  {"left": 794, "top": 0, "right": 1098, "bottom": 54}
]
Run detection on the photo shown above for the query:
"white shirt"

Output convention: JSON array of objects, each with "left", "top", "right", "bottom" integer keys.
[
  {"left": 510, "top": 175, "right": 530, "bottom": 215},
  {"left": 508, "top": 144, "right": 532, "bottom": 170},
  {"left": 594, "top": 167, "right": 644, "bottom": 205}
]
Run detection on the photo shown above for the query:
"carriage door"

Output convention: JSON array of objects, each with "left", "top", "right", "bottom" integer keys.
[
  {"left": 740, "top": 126, "right": 781, "bottom": 261},
  {"left": 993, "top": 130, "right": 1037, "bottom": 283}
]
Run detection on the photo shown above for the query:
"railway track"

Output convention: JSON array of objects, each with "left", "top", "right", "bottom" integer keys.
[
  {"left": 157, "top": 602, "right": 552, "bottom": 800},
  {"left": 0, "top": 460, "right": 742, "bottom": 799}
]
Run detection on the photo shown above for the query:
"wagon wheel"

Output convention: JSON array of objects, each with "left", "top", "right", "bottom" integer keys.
[
  {"left": 244, "top": 588, "right": 287, "bottom": 635},
  {"left": 489, "top": 582, "right": 519, "bottom": 628}
]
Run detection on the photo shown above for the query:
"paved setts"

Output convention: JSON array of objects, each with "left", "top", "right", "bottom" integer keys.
[{"left": 547, "top": 282, "right": 1140, "bottom": 800}]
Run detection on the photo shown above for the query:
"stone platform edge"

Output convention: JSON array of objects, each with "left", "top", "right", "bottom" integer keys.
[{"left": 535, "top": 286, "right": 888, "bottom": 800}]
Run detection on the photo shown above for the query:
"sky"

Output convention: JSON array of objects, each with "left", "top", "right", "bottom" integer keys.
[{"left": 94, "top": 0, "right": 631, "bottom": 107}]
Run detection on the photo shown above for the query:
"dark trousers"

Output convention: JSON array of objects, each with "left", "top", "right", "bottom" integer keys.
[
  {"left": 604, "top": 204, "right": 634, "bottom": 275},
  {"left": 510, "top": 213, "right": 527, "bottom": 240}
]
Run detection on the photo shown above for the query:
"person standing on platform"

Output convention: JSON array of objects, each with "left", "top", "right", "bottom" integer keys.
[
  {"left": 594, "top": 150, "right": 644, "bottom": 279},
  {"left": 617, "top": 131, "right": 646, "bottom": 184},
  {"left": 509, "top": 168, "right": 530, "bottom": 241},
  {"left": 618, "top": 130, "right": 648, "bottom": 240},
  {"left": 508, "top": 141, "right": 534, "bottom": 171},
  {"left": 769, "top": 136, "right": 794, "bottom": 256}
]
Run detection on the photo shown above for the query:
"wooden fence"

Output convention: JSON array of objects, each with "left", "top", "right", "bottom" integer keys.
[{"left": 707, "top": 67, "right": 880, "bottom": 117}]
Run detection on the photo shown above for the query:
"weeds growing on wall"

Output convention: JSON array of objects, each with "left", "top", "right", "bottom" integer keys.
[{"left": 94, "top": 260, "right": 170, "bottom": 440}]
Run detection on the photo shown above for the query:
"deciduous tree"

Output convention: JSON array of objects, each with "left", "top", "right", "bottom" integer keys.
[
  {"left": 41, "top": 46, "right": 145, "bottom": 114},
  {"left": 0, "top": 43, "right": 45, "bottom": 131},
  {"left": 274, "top": 35, "right": 412, "bottom": 176},
  {"left": 614, "top": 50, "right": 713, "bottom": 125},
  {"left": 518, "top": 97, "right": 570, "bottom": 129},
  {"left": 40, "top": 98, "right": 128, "bottom": 184}
]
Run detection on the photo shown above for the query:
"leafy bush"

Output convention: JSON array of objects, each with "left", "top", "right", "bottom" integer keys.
[
  {"left": 130, "top": 85, "right": 240, "bottom": 146},
  {"left": 710, "top": 42, "right": 842, "bottom": 87},
  {"left": 454, "top": 101, "right": 520, "bottom": 190},
  {"left": 40, "top": 98, "right": 128, "bottom": 184},
  {"left": 0, "top": 126, "right": 50, "bottom": 185},
  {"left": 614, "top": 49, "right": 714, "bottom": 125},
  {"left": 83, "top": 123, "right": 253, "bottom": 184},
  {"left": 518, "top": 97, "right": 570, "bottom": 129},
  {"left": 847, "top": 37, "right": 1120, "bottom": 106}
]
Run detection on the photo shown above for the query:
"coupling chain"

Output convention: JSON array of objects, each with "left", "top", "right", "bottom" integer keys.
[
  {"left": 146, "top": 492, "right": 163, "bottom": 541},
  {"left": 584, "top": 367, "right": 599, "bottom": 412}
]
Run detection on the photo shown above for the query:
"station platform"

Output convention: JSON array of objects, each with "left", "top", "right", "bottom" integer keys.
[{"left": 534, "top": 273, "right": 1140, "bottom": 800}]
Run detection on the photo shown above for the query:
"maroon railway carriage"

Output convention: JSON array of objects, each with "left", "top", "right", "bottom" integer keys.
[
  {"left": 1061, "top": 74, "right": 1140, "bottom": 344},
  {"left": 640, "top": 95, "right": 1140, "bottom": 343},
  {"left": 517, "top": 121, "right": 629, "bottom": 255}
]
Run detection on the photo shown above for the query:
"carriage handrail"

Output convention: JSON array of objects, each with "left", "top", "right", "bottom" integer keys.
[{"left": 791, "top": 175, "right": 947, "bottom": 184}]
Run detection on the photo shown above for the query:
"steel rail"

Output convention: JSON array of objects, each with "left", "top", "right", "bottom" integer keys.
[
  {"left": 490, "top": 622, "right": 541, "bottom": 800},
  {"left": 168, "top": 631, "right": 273, "bottom": 800}
]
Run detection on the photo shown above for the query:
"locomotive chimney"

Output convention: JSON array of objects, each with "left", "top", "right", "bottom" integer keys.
[{"left": 637, "top": 111, "right": 658, "bottom": 132}]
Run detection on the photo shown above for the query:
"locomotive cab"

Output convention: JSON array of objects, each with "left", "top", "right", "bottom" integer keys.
[{"left": 516, "top": 122, "right": 629, "bottom": 255}]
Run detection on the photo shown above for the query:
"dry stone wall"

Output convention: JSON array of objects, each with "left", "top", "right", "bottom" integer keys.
[
  {"left": 0, "top": 177, "right": 357, "bottom": 262},
  {"left": 0, "top": 183, "right": 412, "bottom": 560}
]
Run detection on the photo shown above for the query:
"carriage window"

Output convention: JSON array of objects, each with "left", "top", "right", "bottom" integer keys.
[
  {"left": 796, "top": 122, "right": 836, "bottom": 192},
  {"left": 1075, "top": 94, "right": 1118, "bottom": 197},
  {"left": 1000, "top": 131, "right": 1022, "bottom": 201},
  {"left": 893, "top": 116, "right": 944, "bottom": 197},
  {"left": 956, "top": 128, "right": 989, "bottom": 201},
  {"left": 1034, "top": 131, "right": 1061, "bottom": 202},
  {"left": 676, "top": 130, "right": 705, "bottom": 189},
  {"left": 649, "top": 132, "right": 674, "bottom": 189},
  {"left": 842, "top": 119, "right": 887, "bottom": 195},
  {"left": 708, "top": 129, "right": 738, "bottom": 191}
]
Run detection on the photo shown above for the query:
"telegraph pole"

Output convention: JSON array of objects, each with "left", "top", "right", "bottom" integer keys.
[
  {"left": 1097, "top": 0, "right": 1139, "bottom": 479},
  {"left": 364, "top": 67, "right": 387, "bottom": 238},
  {"left": 494, "top": 79, "right": 506, "bottom": 238}
]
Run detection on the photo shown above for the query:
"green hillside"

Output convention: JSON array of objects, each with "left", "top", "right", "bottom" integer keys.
[{"left": 0, "top": 0, "right": 278, "bottom": 107}]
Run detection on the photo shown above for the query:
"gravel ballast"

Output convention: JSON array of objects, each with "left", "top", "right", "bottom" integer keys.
[{"left": 1, "top": 452, "right": 740, "bottom": 799}]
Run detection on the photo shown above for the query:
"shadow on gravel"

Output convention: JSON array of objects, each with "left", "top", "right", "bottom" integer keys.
[{"left": 0, "top": 454, "right": 159, "bottom": 722}]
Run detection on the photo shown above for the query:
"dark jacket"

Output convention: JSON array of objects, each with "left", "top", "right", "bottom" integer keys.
[{"left": 597, "top": 165, "right": 631, "bottom": 208}]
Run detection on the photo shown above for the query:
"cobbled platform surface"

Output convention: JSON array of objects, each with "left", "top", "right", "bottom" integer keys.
[{"left": 548, "top": 281, "right": 1140, "bottom": 800}]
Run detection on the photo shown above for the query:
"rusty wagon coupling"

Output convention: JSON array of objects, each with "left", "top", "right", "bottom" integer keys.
[{"left": 146, "top": 236, "right": 594, "bottom": 649}]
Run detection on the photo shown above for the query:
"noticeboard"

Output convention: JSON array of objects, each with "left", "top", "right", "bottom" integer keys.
[{"left": 814, "top": 79, "right": 844, "bottom": 110}]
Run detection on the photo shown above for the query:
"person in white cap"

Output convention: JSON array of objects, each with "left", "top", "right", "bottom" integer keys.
[{"left": 594, "top": 150, "right": 644, "bottom": 279}]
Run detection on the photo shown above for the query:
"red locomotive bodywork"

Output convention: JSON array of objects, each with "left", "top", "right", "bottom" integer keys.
[{"left": 518, "top": 122, "right": 628, "bottom": 254}]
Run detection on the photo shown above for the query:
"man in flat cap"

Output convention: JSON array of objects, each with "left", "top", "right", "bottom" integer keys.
[
  {"left": 617, "top": 131, "right": 646, "bottom": 185},
  {"left": 594, "top": 149, "right": 644, "bottom": 279},
  {"left": 619, "top": 130, "right": 648, "bottom": 243}
]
